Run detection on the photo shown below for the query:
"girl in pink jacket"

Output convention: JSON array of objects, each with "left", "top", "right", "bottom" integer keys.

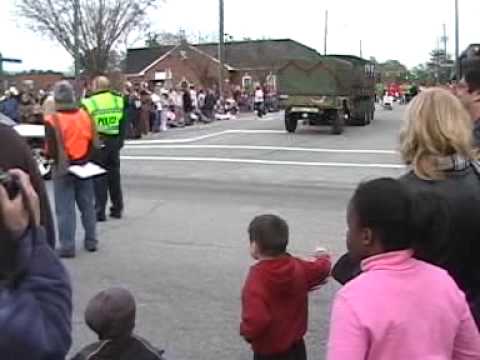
[{"left": 327, "top": 178, "right": 480, "bottom": 360}]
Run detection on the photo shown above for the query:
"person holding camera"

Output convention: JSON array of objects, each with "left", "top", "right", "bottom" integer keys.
[
  {"left": 0, "top": 168, "right": 72, "bottom": 359},
  {"left": 0, "top": 122, "right": 56, "bottom": 248}
]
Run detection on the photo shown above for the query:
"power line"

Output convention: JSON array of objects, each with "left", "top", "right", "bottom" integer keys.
[
  {"left": 324, "top": 10, "right": 328, "bottom": 55},
  {"left": 218, "top": 0, "right": 225, "bottom": 99},
  {"left": 455, "top": 0, "right": 460, "bottom": 78}
]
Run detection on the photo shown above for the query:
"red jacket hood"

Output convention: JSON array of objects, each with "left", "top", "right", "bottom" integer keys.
[{"left": 253, "top": 255, "right": 300, "bottom": 296}]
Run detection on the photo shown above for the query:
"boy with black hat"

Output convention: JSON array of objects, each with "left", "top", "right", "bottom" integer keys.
[{"left": 72, "top": 287, "right": 166, "bottom": 360}]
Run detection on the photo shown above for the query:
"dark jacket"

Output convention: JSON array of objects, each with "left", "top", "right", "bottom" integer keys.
[
  {"left": 240, "top": 254, "right": 331, "bottom": 356},
  {"left": 0, "top": 123, "right": 56, "bottom": 248},
  {"left": 400, "top": 167, "right": 480, "bottom": 321},
  {"left": 182, "top": 91, "right": 193, "bottom": 112},
  {"left": 0, "top": 97, "right": 19, "bottom": 123},
  {"left": 473, "top": 120, "right": 480, "bottom": 148},
  {"left": 204, "top": 93, "right": 216, "bottom": 110},
  {"left": 0, "top": 227, "right": 72, "bottom": 360},
  {"left": 71, "top": 336, "right": 166, "bottom": 360}
]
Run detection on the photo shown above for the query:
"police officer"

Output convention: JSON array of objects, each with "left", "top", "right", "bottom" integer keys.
[{"left": 82, "top": 76, "right": 126, "bottom": 222}]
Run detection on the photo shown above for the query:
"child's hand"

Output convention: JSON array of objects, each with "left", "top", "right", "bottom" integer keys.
[
  {"left": 314, "top": 247, "right": 331, "bottom": 260},
  {"left": 302, "top": 247, "right": 331, "bottom": 264}
]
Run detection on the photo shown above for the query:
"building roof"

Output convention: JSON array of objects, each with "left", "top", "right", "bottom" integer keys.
[
  {"left": 195, "top": 39, "right": 322, "bottom": 69},
  {"left": 326, "top": 54, "right": 372, "bottom": 64},
  {"left": 126, "top": 39, "right": 322, "bottom": 75},
  {"left": 126, "top": 45, "right": 175, "bottom": 74}
]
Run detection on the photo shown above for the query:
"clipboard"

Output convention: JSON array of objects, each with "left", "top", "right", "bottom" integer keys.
[{"left": 69, "top": 162, "right": 106, "bottom": 179}]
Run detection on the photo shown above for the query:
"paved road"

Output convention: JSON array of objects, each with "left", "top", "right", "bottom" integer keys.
[{"left": 64, "top": 105, "right": 406, "bottom": 359}]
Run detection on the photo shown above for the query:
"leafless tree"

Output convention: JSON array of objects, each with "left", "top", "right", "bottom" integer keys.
[
  {"left": 16, "top": 0, "right": 161, "bottom": 75},
  {"left": 145, "top": 30, "right": 218, "bottom": 47}
]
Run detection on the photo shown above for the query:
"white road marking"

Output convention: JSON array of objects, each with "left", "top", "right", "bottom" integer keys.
[
  {"left": 123, "top": 144, "right": 397, "bottom": 154},
  {"left": 255, "top": 114, "right": 279, "bottom": 121},
  {"left": 229, "top": 129, "right": 286, "bottom": 134},
  {"left": 121, "top": 155, "right": 404, "bottom": 169},
  {"left": 125, "top": 130, "right": 230, "bottom": 145},
  {"left": 124, "top": 129, "right": 287, "bottom": 145}
]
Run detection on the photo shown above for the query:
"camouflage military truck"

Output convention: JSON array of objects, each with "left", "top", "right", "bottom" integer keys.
[
  {"left": 327, "top": 55, "right": 376, "bottom": 127},
  {"left": 277, "top": 55, "right": 376, "bottom": 134}
]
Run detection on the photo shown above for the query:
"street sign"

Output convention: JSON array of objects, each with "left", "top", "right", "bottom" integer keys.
[{"left": 0, "top": 53, "right": 22, "bottom": 76}]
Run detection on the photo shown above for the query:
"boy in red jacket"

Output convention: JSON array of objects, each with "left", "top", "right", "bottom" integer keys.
[{"left": 240, "top": 214, "right": 331, "bottom": 360}]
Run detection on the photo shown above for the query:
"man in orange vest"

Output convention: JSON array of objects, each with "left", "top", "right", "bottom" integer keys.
[{"left": 45, "top": 81, "right": 98, "bottom": 258}]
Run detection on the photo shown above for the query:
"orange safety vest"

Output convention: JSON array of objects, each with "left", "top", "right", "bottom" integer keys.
[{"left": 45, "top": 109, "right": 93, "bottom": 161}]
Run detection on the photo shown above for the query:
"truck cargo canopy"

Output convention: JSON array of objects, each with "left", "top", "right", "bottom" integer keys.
[{"left": 277, "top": 59, "right": 353, "bottom": 96}]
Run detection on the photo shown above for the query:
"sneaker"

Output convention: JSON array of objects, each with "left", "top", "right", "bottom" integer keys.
[
  {"left": 56, "top": 248, "right": 75, "bottom": 259},
  {"left": 110, "top": 212, "right": 122, "bottom": 220},
  {"left": 97, "top": 213, "right": 107, "bottom": 222},
  {"left": 85, "top": 243, "right": 98, "bottom": 252}
]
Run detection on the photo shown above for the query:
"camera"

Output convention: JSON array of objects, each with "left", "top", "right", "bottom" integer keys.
[{"left": 0, "top": 171, "right": 20, "bottom": 200}]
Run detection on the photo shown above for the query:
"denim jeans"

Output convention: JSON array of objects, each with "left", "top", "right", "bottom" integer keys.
[
  {"left": 54, "top": 174, "right": 97, "bottom": 252},
  {"left": 254, "top": 339, "right": 306, "bottom": 360}
]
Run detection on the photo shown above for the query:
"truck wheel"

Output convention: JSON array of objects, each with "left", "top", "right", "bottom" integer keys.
[
  {"left": 360, "top": 111, "right": 370, "bottom": 126},
  {"left": 285, "top": 114, "right": 298, "bottom": 133},
  {"left": 331, "top": 112, "right": 344, "bottom": 135},
  {"left": 366, "top": 111, "right": 372, "bottom": 125}
]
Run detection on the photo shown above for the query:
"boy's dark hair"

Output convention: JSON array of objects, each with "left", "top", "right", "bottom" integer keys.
[
  {"left": 465, "top": 70, "right": 480, "bottom": 93},
  {"left": 351, "top": 178, "right": 412, "bottom": 252},
  {"left": 248, "top": 214, "right": 289, "bottom": 256}
]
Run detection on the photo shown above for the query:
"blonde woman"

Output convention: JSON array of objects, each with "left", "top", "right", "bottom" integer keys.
[
  {"left": 399, "top": 88, "right": 480, "bottom": 327},
  {"left": 400, "top": 87, "right": 477, "bottom": 180}
]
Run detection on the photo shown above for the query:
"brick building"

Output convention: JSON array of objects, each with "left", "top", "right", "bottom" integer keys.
[
  {"left": 125, "top": 39, "right": 322, "bottom": 94},
  {"left": 3, "top": 72, "right": 64, "bottom": 92}
]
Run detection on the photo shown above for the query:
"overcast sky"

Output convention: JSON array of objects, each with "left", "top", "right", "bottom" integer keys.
[{"left": 1, "top": 0, "right": 478, "bottom": 72}]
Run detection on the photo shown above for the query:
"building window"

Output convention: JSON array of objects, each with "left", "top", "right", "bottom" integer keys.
[
  {"left": 154, "top": 68, "right": 172, "bottom": 81},
  {"left": 266, "top": 73, "right": 277, "bottom": 91},
  {"left": 242, "top": 74, "right": 252, "bottom": 90},
  {"left": 365, "top": 64, "right": 375, "bottom": 78}
]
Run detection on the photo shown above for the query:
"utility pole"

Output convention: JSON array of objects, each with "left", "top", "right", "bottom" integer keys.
[
  {"left": 436, "top": 37, "right": 441, "bottom": 83},
  {"left": 73, "top": 0, "right": 81, "bottom": 95},
  {"left": 442, "top": 23, "right": 448, "bottom": 62},
  {"left": 324, "top": 10, "right": 328, "bottom": 55},
  {"left": 360, "top": 40, "right": 363, "bottom": 58},
  {"left": 455, "top": 0, "right": 460, "bottom": 79},
  {"left": 218, "top": 0, "right": 225, "bottom": 99},
  {"left": 0, "top": 53, "right": 22, "bottom": 91}
]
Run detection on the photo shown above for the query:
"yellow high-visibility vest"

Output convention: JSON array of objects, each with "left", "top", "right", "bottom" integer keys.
[{"left": 82, "top": 92, "right": 124, "bottom": 135}]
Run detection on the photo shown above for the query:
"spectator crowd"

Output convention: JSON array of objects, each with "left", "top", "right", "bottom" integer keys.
[
  {"left": 1, "top": 70, "right": 480, "bottom": 360},
  {"left": 0, "top": 78, "right": 279, "bottom": 141}
]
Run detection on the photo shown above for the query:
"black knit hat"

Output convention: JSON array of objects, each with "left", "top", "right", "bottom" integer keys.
[
  {"left": 85, "top": 287, "right": 136, "bottom": 340},
  {"left": 53, "top": 81, "right": 78, "bottom": 111}
]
